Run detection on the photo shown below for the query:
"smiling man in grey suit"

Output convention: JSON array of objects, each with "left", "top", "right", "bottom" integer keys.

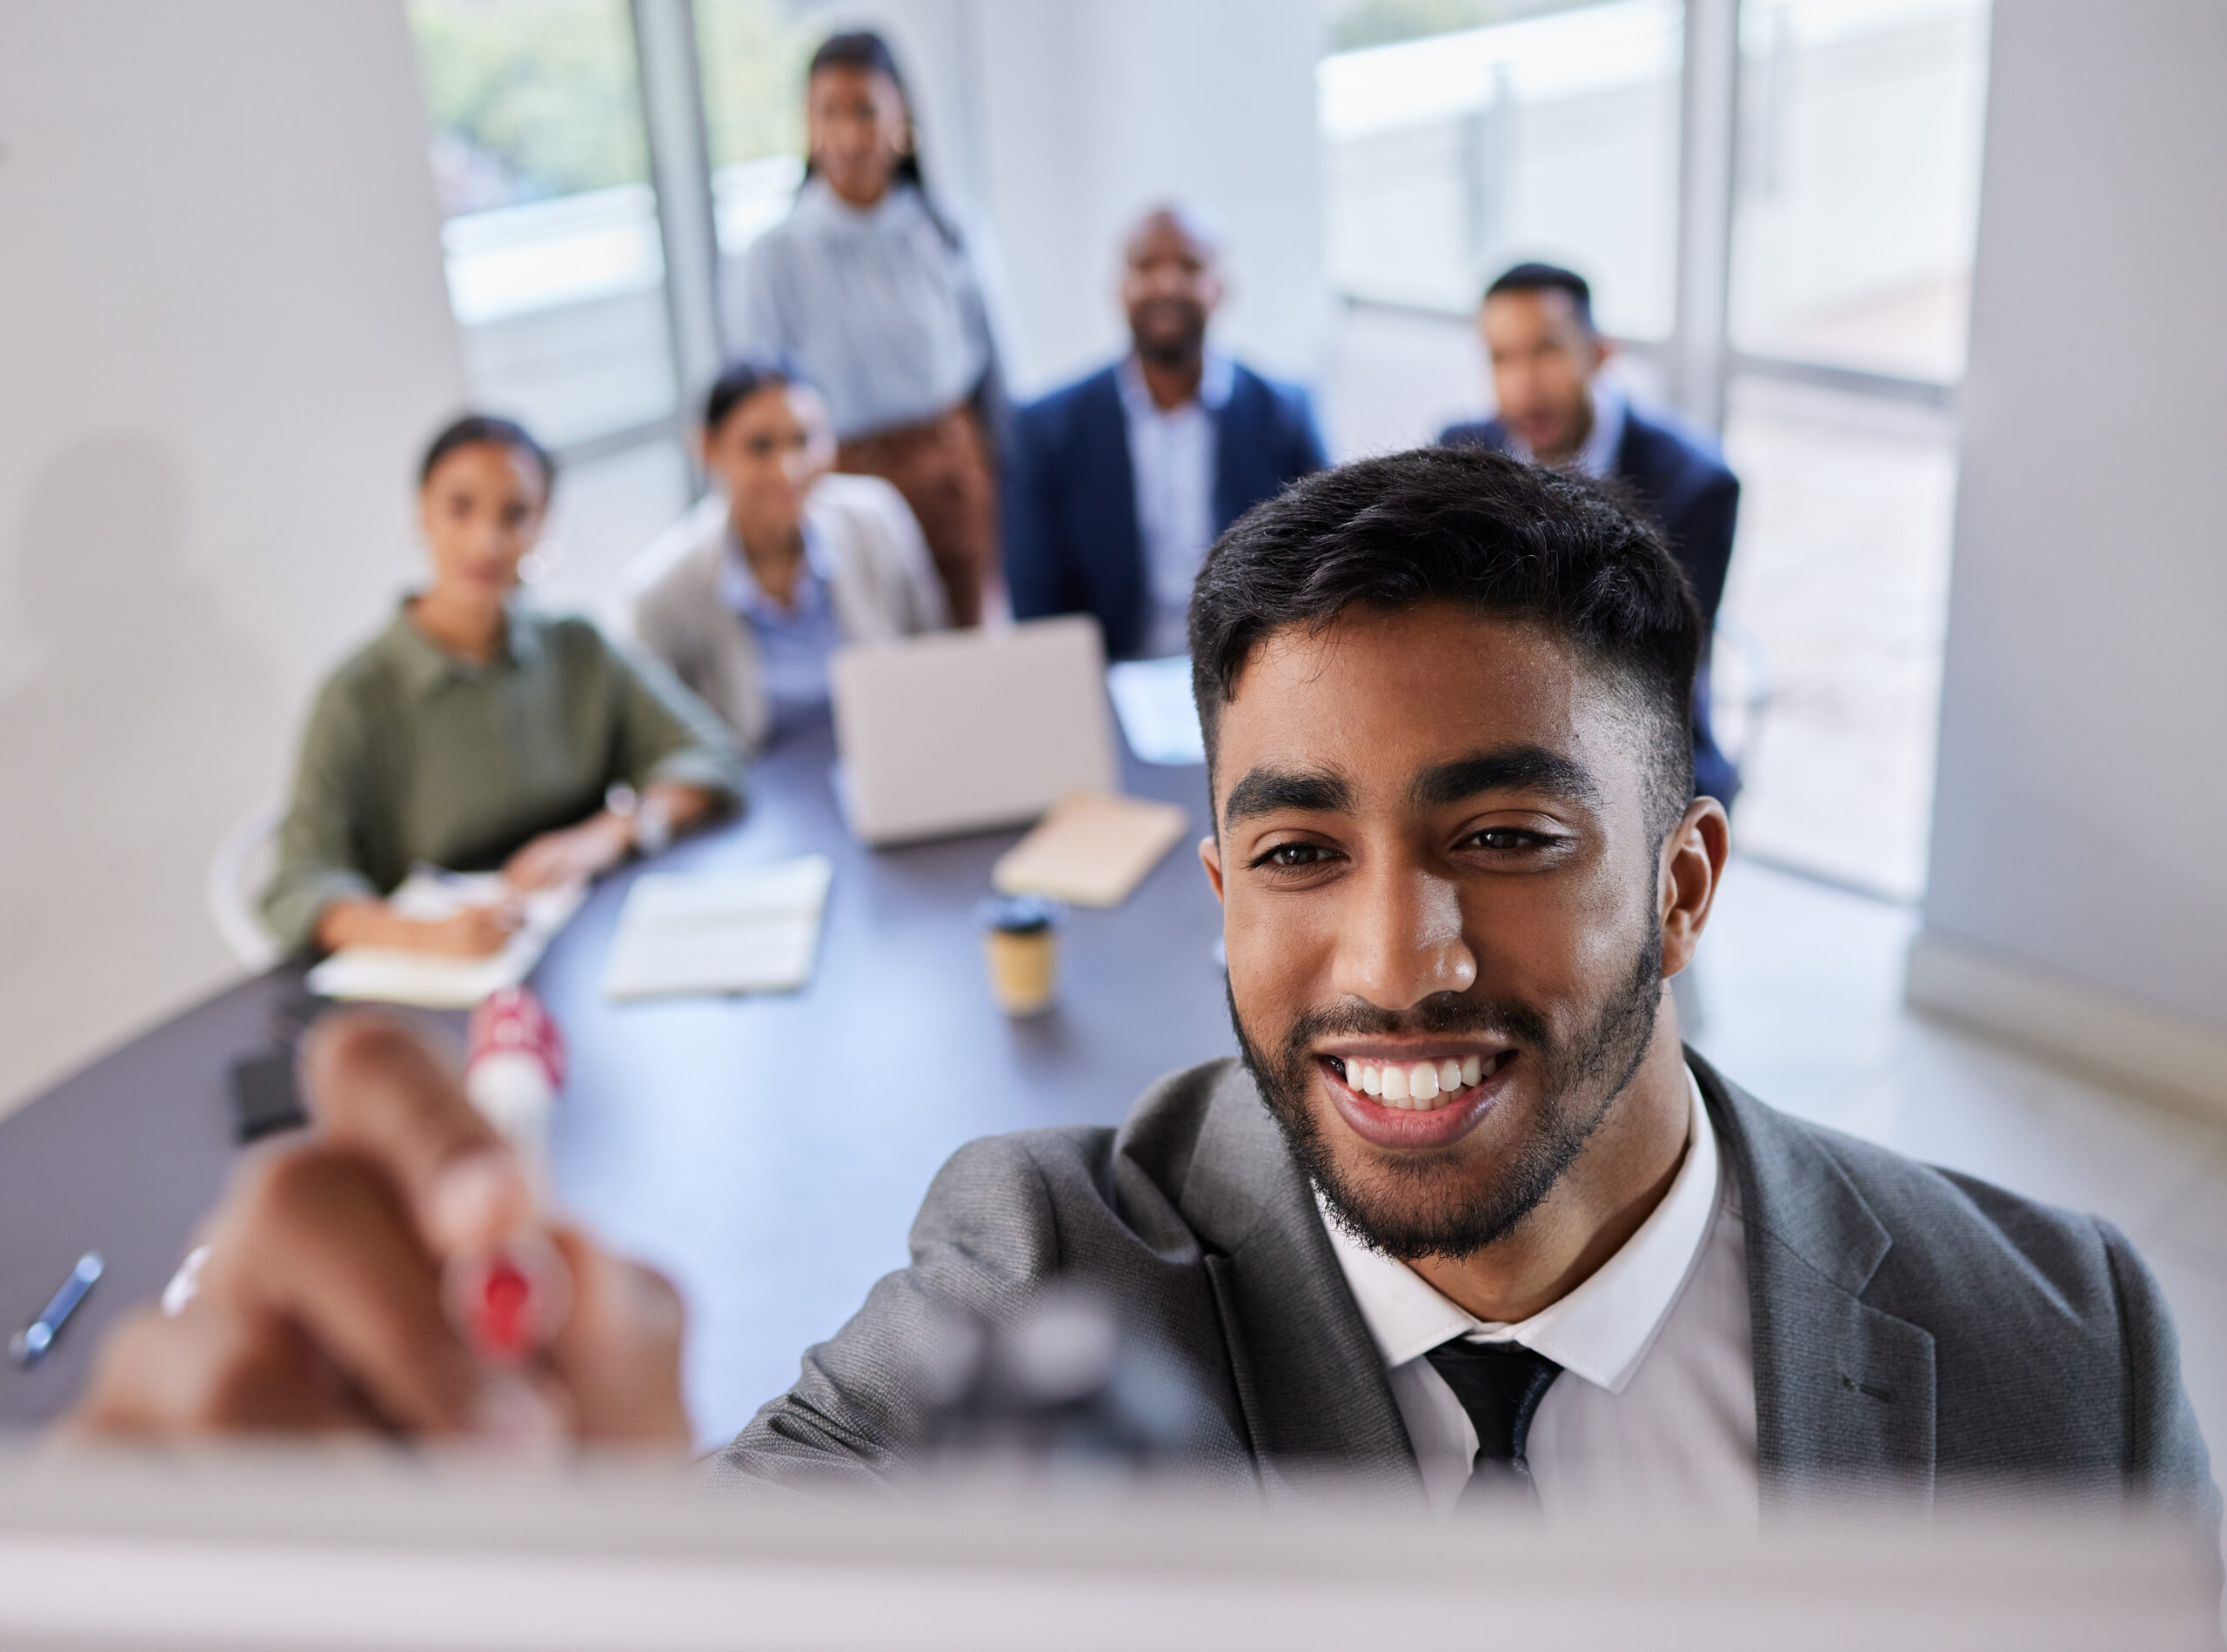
[{"left": 73, "top": 448, "right": 2216, "bottom": 1531}]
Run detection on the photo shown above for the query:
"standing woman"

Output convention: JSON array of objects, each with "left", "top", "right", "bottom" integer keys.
[
  {"left": 731, "top": 30, "right": 1004, "bottom": 625},
  {"left": 260, "top": 415, "right": 743, "bottom": 958}
]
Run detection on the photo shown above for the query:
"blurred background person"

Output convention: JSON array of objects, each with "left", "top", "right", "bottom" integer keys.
[
  {"left": 1443, "top": 263, "right": 1742, "bottom": 804},
  {"left": 1005, "top": 204, "right": 1328, "bottom": 661},
  {"left": 626, "top": 358, "right": 947, "bottom": 752},
  {"left": 259, "top": 415, "right": 743, "bottom": 959},
  {"left": 731, "top": 30, "right": 1004, "bottom": 628}
]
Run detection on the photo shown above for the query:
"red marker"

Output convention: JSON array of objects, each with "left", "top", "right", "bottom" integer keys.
[{"left": 451, "top": 987, "right": 570, "bottom": 1365}]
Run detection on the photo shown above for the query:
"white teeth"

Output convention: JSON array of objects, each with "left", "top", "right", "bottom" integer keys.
[{"left": 1342, "top": 1054, "right": 1501, "bottom": 1111}]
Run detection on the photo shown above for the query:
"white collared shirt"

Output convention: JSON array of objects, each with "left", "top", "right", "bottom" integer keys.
[
  {"left": 1115, "top": 351, "right": 1233, "bottom": 660},
  {"left": 1321, "top": 1063, "right": 1758, "bottom": 1523},
  {"left": 1503, "top": 377, "right": 1628, "bottom": 480}
]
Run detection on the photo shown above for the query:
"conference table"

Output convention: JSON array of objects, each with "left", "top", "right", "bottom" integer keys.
[{"left": 0, "top": 715, "right": 1235, "bottom": 1446}]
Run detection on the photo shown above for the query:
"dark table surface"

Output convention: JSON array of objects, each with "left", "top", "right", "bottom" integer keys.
[{"left": 0, "top": 717, "right": 1235, "bottom": 1445}]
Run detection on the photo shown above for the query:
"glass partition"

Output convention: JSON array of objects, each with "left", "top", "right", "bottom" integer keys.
[{"left": 405, "top": 0, "right": 680, "bottom": 449}]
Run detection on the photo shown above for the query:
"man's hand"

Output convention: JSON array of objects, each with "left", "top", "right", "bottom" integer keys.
[
  {"left": 66, "top": 1014, "right": 690, "bottom": 1447},
  {"left": 503, "top": 814, "right": 632, "bottom": 892}
]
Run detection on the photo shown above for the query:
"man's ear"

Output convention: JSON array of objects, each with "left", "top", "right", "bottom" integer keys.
[
  {"left": 1198, "top": 834, "right": 1225, "bottom": 904},
  {"left": 1658, "top": 796, "right": 1729, "bottom": 980},
  {"left": 1591, "top": 333, "right": 1615, "bottom": 374}
]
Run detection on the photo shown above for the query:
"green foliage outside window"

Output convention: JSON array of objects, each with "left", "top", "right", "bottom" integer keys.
[
  {"left": 407, "top": 0, "right": 651, "bottom": 216},
  {"left": 695, "top": 0, "right": 820, "bottom": 171}
]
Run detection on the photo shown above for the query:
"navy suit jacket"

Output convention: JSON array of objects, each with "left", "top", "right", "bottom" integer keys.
[
  {"left": 1006, "top": 361, "right": 1329, "bottom": 660},
  {"left": 1441, "top": 404, "right": 1743, "bottom": 801}
]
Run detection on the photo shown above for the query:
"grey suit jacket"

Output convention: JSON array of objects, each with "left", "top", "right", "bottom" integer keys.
[{"left": 712, "top": 1053, "right": 2217, "bottom": 1522}]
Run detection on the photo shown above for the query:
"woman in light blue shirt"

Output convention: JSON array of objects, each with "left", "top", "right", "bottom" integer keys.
[{"left": 731, "top": 30, "right": 1003, "bottom": 626}]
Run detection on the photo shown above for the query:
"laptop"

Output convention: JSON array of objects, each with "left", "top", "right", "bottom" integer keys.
[{"left": 829, "top": 615, "right": 1120, "bottom": 846}]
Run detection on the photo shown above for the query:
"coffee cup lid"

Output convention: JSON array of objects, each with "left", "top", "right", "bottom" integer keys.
[{"left": 976, "top": 893, "right": 1063, "bottom": 934}]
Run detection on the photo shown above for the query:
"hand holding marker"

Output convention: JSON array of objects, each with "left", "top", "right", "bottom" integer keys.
[{"left": 452, "top": 987, "right": 569, "bottom": 1365}]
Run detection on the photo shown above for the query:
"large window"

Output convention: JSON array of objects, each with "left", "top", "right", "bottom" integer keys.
[
  {"left": 407, "top": 0, "right": 681, "bottom": 451},
  {"left": 1319, "top": 0, "right": 1685, "bottom": 338},
  {"left": 1319, "top": 0, "right": 1990, "bottom": 902},
  {"left": 1730, "top": 0, "right": 1990, "bottom": 382}
]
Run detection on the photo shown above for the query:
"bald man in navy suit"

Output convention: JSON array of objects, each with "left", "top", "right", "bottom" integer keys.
[
  {"left": 1006, "top": 206, "right": 1328, "bottom": 661},
  {"left": 1443, "top": 263, "right": 1742, "bottom": 804}
]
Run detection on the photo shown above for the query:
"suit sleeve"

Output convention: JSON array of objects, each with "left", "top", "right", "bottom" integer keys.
[
  {"left": 1285, "top": 386, "right": 1331, "bottom": 478},
  {"left": 706, "top": 1134, "right": 1066, "bottom": 1494},
  {"left": 2098, "top": 1219, "right": 2223, "bottom": 1538},
  {"left": 1000, "top": 410, "right": 1065, "bottom": 622},
  {"left": 1677, "top": 467, "right": 1741, "bottom": 630}
]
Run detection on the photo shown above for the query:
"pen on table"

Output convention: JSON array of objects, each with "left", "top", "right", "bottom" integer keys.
[{"left": 10, "top": 1252, "right": 104, "bottom": 1368}]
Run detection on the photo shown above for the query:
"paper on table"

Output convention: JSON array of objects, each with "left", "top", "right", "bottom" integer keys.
[
  {"left": 1107, "top": 656, "right": 1206, "bottom": 766},
  {"left": 992, "top": 792, "right": 1189, "bottom": 908},
  {"left": 602, "top": 855, "right": 833, "bottom": 1002},
  {"left": 305, "top": 866, "right": 586, "bottom": 1009}
]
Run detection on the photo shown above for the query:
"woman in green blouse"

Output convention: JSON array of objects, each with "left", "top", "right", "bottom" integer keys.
[{"left": 262, "top": 415, "right": 744, "bottom": 958}]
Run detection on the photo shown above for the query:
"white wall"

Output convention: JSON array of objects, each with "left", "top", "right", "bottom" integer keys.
[
  {"left": 862, "top": 0, "right": 1329, "bottom": 398},
  {"left": 0, "top": 2, "right": 468, "bottom": 1110},
  {"left": 1914, "top": 0, "right": 2227, "bottom": 1094}
]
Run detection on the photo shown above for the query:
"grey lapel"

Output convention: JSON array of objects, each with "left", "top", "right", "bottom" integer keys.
[
  {"left": 1689, "top": 1051, "right": 1939, "bottom": 1509},
  {"left": 1175, "top": 1063, "right": 1426, "bottom": 1507}
]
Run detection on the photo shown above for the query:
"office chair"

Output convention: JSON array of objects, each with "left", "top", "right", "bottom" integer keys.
[{"left": 205, "top": 801, "right": 284, "bottom": 972}]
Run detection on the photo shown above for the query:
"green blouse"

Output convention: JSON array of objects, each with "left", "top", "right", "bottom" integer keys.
[{"left": 261, "top": 605, "right": 745, "bottom": 952}]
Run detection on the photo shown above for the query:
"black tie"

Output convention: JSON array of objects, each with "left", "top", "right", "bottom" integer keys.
[{"left": 1424, "top": 1338, "right": 1562, "bottom": 1508}]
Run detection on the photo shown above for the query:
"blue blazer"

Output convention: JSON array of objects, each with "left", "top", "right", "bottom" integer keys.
[
  {"left": 1006, "top": 362, "right": 1329, "bottom": 660},
  {"left": 1442, "top": 405, "right": 1744, "bottom": 802}
]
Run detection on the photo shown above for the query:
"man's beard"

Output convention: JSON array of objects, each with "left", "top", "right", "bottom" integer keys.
[
  {"left": 1134, "top": 302, "right": 1207, "bottom": 369},
  {"left": 1230, "top": 926, "right": 1664, "bottom": 1262}
]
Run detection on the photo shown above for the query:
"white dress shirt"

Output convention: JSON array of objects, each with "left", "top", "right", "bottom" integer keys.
[
  {"left": 1321, "top": 1063, "right": 1758, "bottom": 1524},
  {"left": 1115, "top": 351, "right": 1233, "bottom": 660}
]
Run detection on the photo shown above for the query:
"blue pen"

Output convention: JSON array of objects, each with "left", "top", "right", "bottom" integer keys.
[{"left": 10, "top": 1253, "right": 103, "bottom": 1368}]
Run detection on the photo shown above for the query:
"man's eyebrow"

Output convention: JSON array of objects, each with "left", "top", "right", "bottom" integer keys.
[
  {"left": 1221, "top": 766, "right": 1354, "bottom": 826},
  {"left": 1410, "top": 746, "right": 1603, "bottom": 809}
]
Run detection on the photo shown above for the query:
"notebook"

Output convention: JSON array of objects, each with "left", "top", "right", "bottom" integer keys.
[
  {"left": 601, "top": 855, "right": 833, "bottom": 1002},
  {"left": 991, "top": 792, "right": 1191, "bottom": 908},
  {"left": 305, "top": 867, "right": 585, "bottom": 1009}
]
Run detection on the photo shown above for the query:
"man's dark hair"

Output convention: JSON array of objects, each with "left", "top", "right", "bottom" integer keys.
[
  {"left": 1188, "top": 445, "right": 1701, "bottom": 839},
  {"left": 417, "top": 413, "right": 555, "bottom": 497},
  {"left": 704, "top": 355, "right": 806, "bottom": 436},
  {"left": 1484, "top": 261, "right": 1595, "bottom": 331}
]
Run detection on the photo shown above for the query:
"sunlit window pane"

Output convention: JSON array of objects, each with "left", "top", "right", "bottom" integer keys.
[
  {"left": 405, "top": 0, "right": 679, "bottom": 447},
  {"left": 693, "top": 0, "right": 828, "bottom": 266},
  {"left": 1729, "top": 0, "right": 1990, "bottom": 382},
  {"left": 1319, "top": 0, "right": 1683, "bottom": 339}
]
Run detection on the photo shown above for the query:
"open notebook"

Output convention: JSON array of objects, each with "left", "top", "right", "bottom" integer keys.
[
  {"left": 601, "top": 855, "right": 833, "bottom": 1002},
  {"left": 305, "top": 867, "right": 585, "bottom": 1010}
]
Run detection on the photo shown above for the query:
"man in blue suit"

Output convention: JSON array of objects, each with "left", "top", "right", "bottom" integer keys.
[
  {"left": 1442, "top": 263, "right": 1742, "bottom": 803},
  {"left": 1006, "top": 205, "right": 1329, "bottom": 659}
]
